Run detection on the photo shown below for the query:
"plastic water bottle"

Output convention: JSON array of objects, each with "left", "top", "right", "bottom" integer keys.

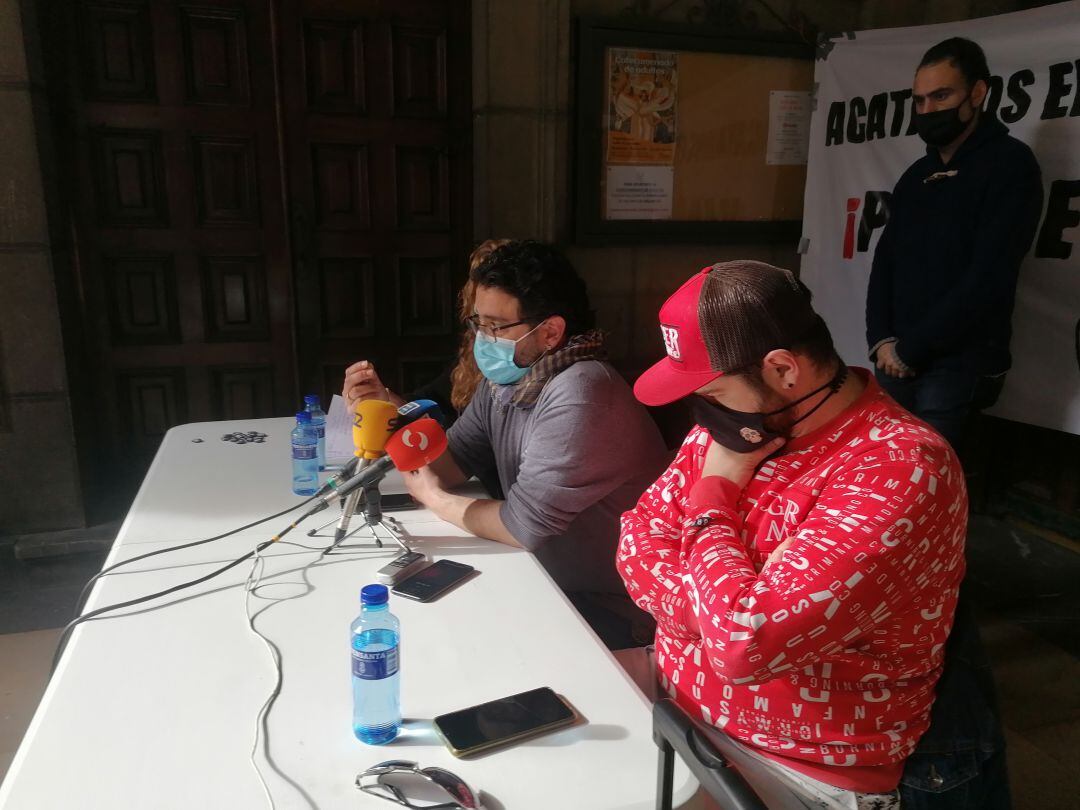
[
  {"left": 351, "top": 584, "right": 401, "bottom": 744},
  {"left": 304, "top": 394, "right": 327, "bottom": 470},
  {"left": 291, "top": 411, "right": 318, "bottom": 495}
]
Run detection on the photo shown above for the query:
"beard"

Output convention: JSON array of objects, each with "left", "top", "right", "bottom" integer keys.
[{"left": 760, "top": 392, "right": 800, "bottom": 438}]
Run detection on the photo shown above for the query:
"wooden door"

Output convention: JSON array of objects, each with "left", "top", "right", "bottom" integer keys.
[
  {"left": 50, "top": 0, "right": 298, "bottom": 484},
  {"left": 277, "top": 0, "right": 472, "bottom": 402}
]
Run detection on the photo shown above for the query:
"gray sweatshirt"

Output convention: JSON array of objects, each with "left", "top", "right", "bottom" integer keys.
[{"left": 446, "top": 360, "right": 669, "bottom": 594}]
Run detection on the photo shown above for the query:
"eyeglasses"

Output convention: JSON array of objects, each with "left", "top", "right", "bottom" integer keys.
[
  {"left": 356, "top": 760, "right": 483, "bottom": 809},
  {"left": 465, "top": 314, "right": 538, "bottom": 339}
]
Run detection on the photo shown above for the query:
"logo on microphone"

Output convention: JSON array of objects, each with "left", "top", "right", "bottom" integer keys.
[
  {"left": 401, "top": 427, "right": 430, "bottom": 452},
  {"left": 661, "top": 325, "right": 682, "bottom": 361}
]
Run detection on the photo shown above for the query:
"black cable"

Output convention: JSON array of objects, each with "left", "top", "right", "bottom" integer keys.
[
  {"left": 74, "top": 493, "right": 326, "bottom": 616},
  {"left": 53, "top": 520, "right": 306, "bottom": 674}
]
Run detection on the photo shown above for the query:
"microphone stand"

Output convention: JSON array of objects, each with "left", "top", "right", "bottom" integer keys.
[{"left": 320, "top": 479, "right": 408, "bottom": 556}]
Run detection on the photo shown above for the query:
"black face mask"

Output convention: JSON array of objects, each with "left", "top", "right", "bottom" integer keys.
[
  {"left": 690, "top": 366, "right": 848, "bottom": 453},
  {"left": 915, "top": 95, "right": 973, "bottom": 148}
]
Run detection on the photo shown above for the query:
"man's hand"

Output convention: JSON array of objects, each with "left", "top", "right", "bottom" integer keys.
[
  {"left": 402, "top": 465, "right": 447, "bottom": 513},
  {"left": 701, "top": 436, "right": 785, "bottom": 490},
  {"left": 875, "top": 341, "right": 913, "bottom": 379},
  {"left": 342, "top": 361, "right": 404, "bottom": 412},
  {"left": 761, "top": 536, "right": 797, "bottom": 574}
]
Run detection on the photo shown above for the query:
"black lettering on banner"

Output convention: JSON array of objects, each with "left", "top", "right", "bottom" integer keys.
[
  {"left": 889, "top": 89, "right": 912, "bottom": 137},
  {"left": 1035, "top": 179, "right": 1080, "bottom": 259},
  {"left": 826, "top": 101, "right": 846, "bottom": 146},
  {"left": 906, "top": 95, "right": 920, "bottom": 136},
  {"left": 1001, "top": 69, "right": 1035, "bottom": 123},
  {"left": 858, "top": 191, "right": 892, "bottom": 253},
  {"left": 847, "top": 96, "right": 867, "bottom": 144},
  {"left": 1041, "top": 61, "right": 1074, "bottom": 120},
  {"left": 866, "top": 93, "right": 888, "bottom": 141},
  {"left": 985, "top": 75, "right": 1005, "bottom": 119}
]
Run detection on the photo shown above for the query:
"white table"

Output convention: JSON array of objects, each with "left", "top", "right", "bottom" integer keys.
[{"left": 0, "top": 418, "right": 696, "bottom": 810}]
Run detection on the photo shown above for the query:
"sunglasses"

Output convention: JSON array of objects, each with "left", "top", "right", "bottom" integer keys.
[{"left": 356, "top": 759, "right": 483, "bottom": 809}]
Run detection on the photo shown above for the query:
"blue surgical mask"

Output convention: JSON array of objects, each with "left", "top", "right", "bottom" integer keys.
[{"left": 472, "top": 322, "right": 545, "bottom": 385}]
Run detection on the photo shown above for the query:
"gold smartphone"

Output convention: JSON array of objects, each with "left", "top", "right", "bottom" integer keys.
[{"left": 433, "top": 687, "right": 578, "bottom": 758}]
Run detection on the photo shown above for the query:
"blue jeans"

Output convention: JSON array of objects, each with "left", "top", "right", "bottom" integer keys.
[
  {"left": 874, "top": 366, "right": 1005, "bottom": 450},
  {"left": 898, "top": 589, "right": 1011, "bottom": 809}
]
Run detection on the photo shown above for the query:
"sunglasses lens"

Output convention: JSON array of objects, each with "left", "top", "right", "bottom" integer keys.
[
  {"left": 422, "top": 767, "right": 481, "bottom": 808},
  {"left": 356, "top": 762, "right": 482, "bottom": 810}
]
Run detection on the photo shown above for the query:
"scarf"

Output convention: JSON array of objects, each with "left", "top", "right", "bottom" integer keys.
[{"left": 490, "top": 329, "right": 607, "bottom": 407}]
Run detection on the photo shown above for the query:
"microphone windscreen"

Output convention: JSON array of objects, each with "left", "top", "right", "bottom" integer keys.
[
  {"left": 392, "top": 398, "right": 447, "bottom": 428},
  {"left": 385, "top": 417, "right": 448, "bottom": 471},
  {"left": 353, "top": 400, "right": 399, "bottom": 460}
]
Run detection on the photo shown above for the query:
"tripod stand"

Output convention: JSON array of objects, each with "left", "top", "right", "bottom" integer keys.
[{"left": 307, "top": 479, "right": 407, "bottom": 554}]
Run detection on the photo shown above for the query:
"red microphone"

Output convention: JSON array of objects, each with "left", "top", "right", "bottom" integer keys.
[
  {"left": 385, "top": 417, "right": 448, "bottom": 470},
  {"left": 303, "top": 418, "right": 447, "bottom": 516}
]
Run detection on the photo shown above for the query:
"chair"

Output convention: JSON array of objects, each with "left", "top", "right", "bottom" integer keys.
[{"left": 653, "top": 698, "right": 767, "bottom": 810}]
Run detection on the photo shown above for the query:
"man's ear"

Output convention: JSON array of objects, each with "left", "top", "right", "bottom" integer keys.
[
  {"left": 541, "top": 316, "right": 567, "bottom": 350},
  {"left": 971, "top": 78, "right": 988, "bottom": 109},
  {"left": 762, "top": 349, "right": 799, "bottom": 391}
]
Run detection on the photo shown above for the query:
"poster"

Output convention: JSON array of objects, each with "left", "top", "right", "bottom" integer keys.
[
  {"left": 800, "top": 1, "right": 1080, "bottom": 434},
  {"left": 605, "top": 165, "right": 674, "bottom": 220},
  {"left": 606, "top": 48, "right": 679, "bottom": 166},
  {"left": 766, "top": 90, "right": 811, "bottom": 165}
]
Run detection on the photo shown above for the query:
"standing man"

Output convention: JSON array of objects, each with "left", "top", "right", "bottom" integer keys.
[{"left": 866, "top": 37, "right": 1043, "bottom": 448}]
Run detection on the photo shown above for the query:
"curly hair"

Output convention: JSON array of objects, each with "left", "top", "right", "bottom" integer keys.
[
  {"left": 470, "top": 240, "right": 595, "bottom": 337},
  {"left": 449, "top": 239, "right": 510, "bottom": 411}
]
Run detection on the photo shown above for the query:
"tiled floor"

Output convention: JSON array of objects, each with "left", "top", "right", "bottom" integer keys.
[{"left": 1, "top": 520, "right": 1077, "bottom": 806}]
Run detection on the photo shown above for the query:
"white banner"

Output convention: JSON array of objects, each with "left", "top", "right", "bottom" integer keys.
[{"left": 801, "top": 2, "right": 1080, "bottom": 435}]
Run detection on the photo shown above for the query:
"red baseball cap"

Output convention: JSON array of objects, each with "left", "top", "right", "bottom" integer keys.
[{"left": 633, "top": 261, "right": 821, "bottom": 406}]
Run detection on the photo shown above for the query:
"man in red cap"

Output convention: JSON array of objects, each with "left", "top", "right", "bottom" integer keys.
[{"left": 618, "top": 261, "right": 971, "bottom": 808}]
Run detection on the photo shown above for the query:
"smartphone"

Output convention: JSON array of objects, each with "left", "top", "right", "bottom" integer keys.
[
  {"left": 391, "top": 559, "right": 475, "bottom": 602},
  {"left": 433, "top": 687, "right": 578, "bottom": 758},
  {"left": 380, "top": 493, "right": 418, "bottom": 512}
]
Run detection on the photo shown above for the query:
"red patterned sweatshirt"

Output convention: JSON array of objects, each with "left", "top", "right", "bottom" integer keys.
[{"left": 617, "top": 369, "right": 966, "bottom": 792}]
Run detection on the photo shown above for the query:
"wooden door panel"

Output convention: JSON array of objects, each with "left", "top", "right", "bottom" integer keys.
[
  {"left": 104, "top": 254, "right": 182, "bottom": 345},
  {"left": 303, "top": 19, "right": 366, "bottom": 114},
  {"left": 57, "top": 0, "right": 297, "bottom": 481},
  {"left": 391, "top": 25, "right": 447, "bottom": 118},
  {"left": 81, "top": 1, "right": 157, "bottom": 102},
  {"left": 282, "top": 0, "right": 470, "bottom": 401},
  {"left": 191, "top": 135, "right": 262, "bottom": 227},
  {"left": 180, "top": 5, "right": 251, "bottom": 106}
]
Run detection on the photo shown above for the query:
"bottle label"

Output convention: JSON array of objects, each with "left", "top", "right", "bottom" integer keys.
[
  {"left": 315, "top": 426, "right": 325, "bottom": 439},
  {"left": 352, "top": 647, "right": 399, "bottom": 680},
  {"left": 292, "top": 444, "right": 317, "bottom": 460}
]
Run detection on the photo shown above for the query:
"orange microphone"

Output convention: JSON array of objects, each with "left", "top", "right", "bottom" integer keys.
[{"left": 353, "top": 400, "right": 399, "bottom": 461}]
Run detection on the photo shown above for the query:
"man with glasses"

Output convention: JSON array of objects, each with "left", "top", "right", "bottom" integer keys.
[{"left": 345, "top": 240, "right": 667, "bottom": 647}]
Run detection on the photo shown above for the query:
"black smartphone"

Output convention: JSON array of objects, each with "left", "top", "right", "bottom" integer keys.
[
  {"left": 433, "top": 687, "right": 578, "bottom": 758},
  {"left": 391, "top": 559, "right": 476, "bottom": 602},
  {"left": 379, "top": 493, "right": 418, "bottom": 511}
]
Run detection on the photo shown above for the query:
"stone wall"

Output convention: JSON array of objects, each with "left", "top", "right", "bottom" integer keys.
[{"left": 0, "top": 0, "right": 84, "bottom": 534}]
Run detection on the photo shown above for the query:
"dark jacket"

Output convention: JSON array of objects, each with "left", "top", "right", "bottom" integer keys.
[{"left": 866, "top": 115, "right": 1043, "bottom": 375}]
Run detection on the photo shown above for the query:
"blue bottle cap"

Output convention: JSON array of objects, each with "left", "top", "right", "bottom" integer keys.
[
  {"left": 361, "top": 584, "right": 389, "bottom": 606},
  {"left": 296, "top": 411, "right": 312, "bottom": 423},
  {"left": 304, "top": 394, "right": 321, "bottom": 406}
]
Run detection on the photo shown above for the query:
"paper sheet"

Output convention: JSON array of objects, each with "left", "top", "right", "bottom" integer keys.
[
  {"left": 766, "top": 90, "right": 811, "bottom": 165},
  {"left": 324, "top": 395, "right": 355, "bottom": 462}
]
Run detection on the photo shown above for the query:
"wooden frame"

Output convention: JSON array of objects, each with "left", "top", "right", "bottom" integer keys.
[{"left": 574, "top": 17, "right": 814, "bottom": 245}]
